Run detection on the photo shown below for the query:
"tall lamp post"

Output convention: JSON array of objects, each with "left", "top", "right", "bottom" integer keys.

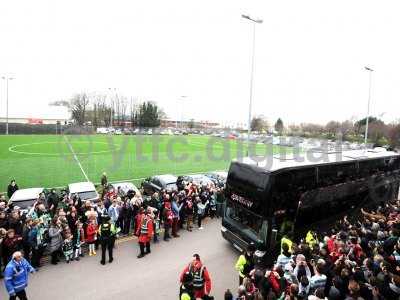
[
  {"left": 108, "top": 88, "right": 117, "bottom": 127},
  {"left": 1, "top": 76, "right": 15, "bottom": 135},
  {"left": 176, "top": 95, "right": 187, "bottom": 129},
  {"left": 241, "top": 14, "right": 263, "bottom": 153},
  {"left": 364, "top": 66, "right": 374, "bottom": 148},
  {"left": 180, "top": 95, "right": 187, "bottom": 129}
]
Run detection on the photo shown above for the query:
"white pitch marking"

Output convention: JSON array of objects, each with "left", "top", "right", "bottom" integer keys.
[{"left": 63, "top": 136, "right": 90, "bottom": 182}]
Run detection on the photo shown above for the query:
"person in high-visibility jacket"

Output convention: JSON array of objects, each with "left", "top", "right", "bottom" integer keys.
[
  {"left": 281, "top": 236, "right": 293, "bottom": 255},
  {"left": 136, "top": 207, "right": 154, "bottom": 258},
  {"left": 180, "top": 254, "right": 212, "bottom": 299},
  {"left": 98, "top": 215, "right": 117, "bottom": 265},
  {"left": 306, "top": 230, "right": 318, "bottom": 250},
  {"left": 235, "top": 243, "right": 256, "bottom": 285}
]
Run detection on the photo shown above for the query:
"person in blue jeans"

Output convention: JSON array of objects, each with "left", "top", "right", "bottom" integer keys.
[{"left": 4, "top": 251, "right": 35, "bottom": 300}]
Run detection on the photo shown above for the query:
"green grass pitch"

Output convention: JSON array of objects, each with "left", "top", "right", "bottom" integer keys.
[{"left": 0, "top": 134, "right": 289, "bottom": 191}]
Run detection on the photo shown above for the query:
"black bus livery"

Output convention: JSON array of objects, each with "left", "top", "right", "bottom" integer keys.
[{"left": 221, "top": 148, "right": 400, "bottom": 265}]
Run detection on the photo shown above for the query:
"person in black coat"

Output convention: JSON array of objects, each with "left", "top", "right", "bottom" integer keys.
[
  {"left": 0, "top": 211, "right": 9, "bottom": 230},
  {"left": 380, "top": 273, "right": 400, "bottom": 299},
  {"left": 7, "top": 180, "right": 18, "bottom": 199},
  {"left": 47, "top": 189, "right": 60, "bottom": 215}
]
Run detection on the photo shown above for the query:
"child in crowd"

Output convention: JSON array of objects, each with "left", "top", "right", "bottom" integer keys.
[
  {"left": 73, "top": 222, "right": 85, "bottom": 261},
  {"left": 153, "top": 210, "right": 160, "bottom": 243},
  {"left": 86, "top": 218, "right": 98, "bottom": 256},
  {"left": 62, "top": 233, "right": 74, "bottom": 263}
]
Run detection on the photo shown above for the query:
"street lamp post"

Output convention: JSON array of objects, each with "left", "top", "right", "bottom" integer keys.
[
  {"left": 241, "top": 14, "right": 263, "bottom": 154},
  {"left": 108, "top": 88, "right": 116, "bottom": 127},
  {"left": 2, "top": 76, "right": 15, "bottom": 135},
  {"left": 180, "top": 96, "right": 187, "bottom": 129},
  {"left": 176, "top": 96, "right": 187, "bottom": 129},
  {"left": 364, "top": 67, "right": 374, "bottom": 148}
]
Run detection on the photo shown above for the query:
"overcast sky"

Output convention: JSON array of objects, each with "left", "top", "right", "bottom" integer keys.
[{"left": 0, "top": 0, "right": 399, "bottom": 126}]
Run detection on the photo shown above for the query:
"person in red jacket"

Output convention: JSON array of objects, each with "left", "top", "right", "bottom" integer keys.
[
  {"left": 180, "top": 254, "right": 212, "bottom": 299},
  {"left": 136, "top": 208, "right": 154, "bottom": 258},
  {"left": 86, "top": 219, "right": 98, "bottom": 256}
]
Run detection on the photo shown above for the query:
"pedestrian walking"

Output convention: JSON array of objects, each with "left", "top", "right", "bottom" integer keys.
[
  {"left": 180, "top": 254, "right": 212, "bottom": 300},
  {"left": 4, "top": 251, "right": 35, "bottom": 300}
]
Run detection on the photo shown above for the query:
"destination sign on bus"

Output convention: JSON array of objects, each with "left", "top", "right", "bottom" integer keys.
[{"left": 231, "top": 193, "right": 254, "bottom": 208}]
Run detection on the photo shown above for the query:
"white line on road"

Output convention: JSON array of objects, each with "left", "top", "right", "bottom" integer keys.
[{"left": 64, "top": 135, "right": 90, "bottom": 182}]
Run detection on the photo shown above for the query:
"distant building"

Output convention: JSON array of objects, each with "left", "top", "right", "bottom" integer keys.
[{"left": 0, "top": 106, "right": 70, "bottom": 125}]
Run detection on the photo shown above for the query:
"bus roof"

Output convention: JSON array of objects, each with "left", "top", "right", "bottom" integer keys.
[{"left": 237, "top": 148, "right": 400, "bottom": 172}]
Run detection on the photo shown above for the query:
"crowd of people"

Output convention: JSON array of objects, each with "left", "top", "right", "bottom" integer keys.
[
  {"left": 4, "top": 174, "right": 400, "bottom": 300},
  {"left": 225, "top": 198, "right": 400, "bottom": 300},
  {"left": 0, "top": 176, "right": 224, "bottom": 298}
]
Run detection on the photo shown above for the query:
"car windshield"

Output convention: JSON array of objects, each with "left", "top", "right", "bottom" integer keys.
[
  {"left": 165, "top": 183, "right": 177, "bottom": 190},
  {"left": 78, "top": 191, "right": 98, "bottom": 201},
  {"left": 12, "top": 199, "right": 36, "bottom": 209}
]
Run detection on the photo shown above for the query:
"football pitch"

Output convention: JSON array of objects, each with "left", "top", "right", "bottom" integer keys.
[{"left": 0, "top": 134, "right": 289, "bottom": 191}]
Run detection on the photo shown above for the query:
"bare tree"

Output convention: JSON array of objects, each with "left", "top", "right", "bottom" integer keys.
[
  {"left": 339, "top": 120, "right": 355, "bottom": 138},
  {"left": 70, "top": 93, "right": 89, "bottom": 126},
  {"left": 325, "top": 121, "right": 341, "bottom": 136}
]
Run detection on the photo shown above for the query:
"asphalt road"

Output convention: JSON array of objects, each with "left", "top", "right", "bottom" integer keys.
[{"left": 0, "top": 218, "right": 239, "bottom": 300}]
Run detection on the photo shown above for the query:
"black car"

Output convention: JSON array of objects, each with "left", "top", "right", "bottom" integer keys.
[
  {"left": 205, "top": 171, "right": 227, "bottom": 188},
  {"left": 141, "top": 174, "right": 178, "bottom": 195}
]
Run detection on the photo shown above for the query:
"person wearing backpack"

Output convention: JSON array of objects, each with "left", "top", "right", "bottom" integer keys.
[{"left": 180, "top": 254, "right": 212, "bottom": 300}]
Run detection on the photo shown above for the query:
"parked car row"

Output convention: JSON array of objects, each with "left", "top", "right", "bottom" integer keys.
[
  {"left": 9, "top": 181, "right": 98, "bottom": 213},
  {"left": 96, "top": 127, "right": 230, "bottom": 136},
  {"left": 8, "top": 170, "right": 227, "bottom": 213},
  {"left": 141, "top": 171, "right": 227, "bottom": 195},
  {"left": 9, "top": 180, "right": 141, "bottom": 214},
  {"left": 96, "top": 127, "right": 122, "bottom": 135}
]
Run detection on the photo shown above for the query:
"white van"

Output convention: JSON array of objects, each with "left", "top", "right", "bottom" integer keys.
[
  {"left": 68, "top": 182, "right": 99, "bottom": 202},
  {"left": 96, "top": 127, "right": 109, "bottom": 134},
  {"left": 9, "top": 188, "right": 44, "bottom": 212}
]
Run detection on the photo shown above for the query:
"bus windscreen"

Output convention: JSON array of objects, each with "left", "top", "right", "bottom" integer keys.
[{"left": 227, "top": 162, "right": 269, "bottom": 194}]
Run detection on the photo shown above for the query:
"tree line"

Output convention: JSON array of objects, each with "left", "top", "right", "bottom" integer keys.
[
  {"left": 50, "top": 92, "right": 165, "bottom": 128},
  {"left": 251, "top": 115, "right": 400, "bottom": 148}
]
